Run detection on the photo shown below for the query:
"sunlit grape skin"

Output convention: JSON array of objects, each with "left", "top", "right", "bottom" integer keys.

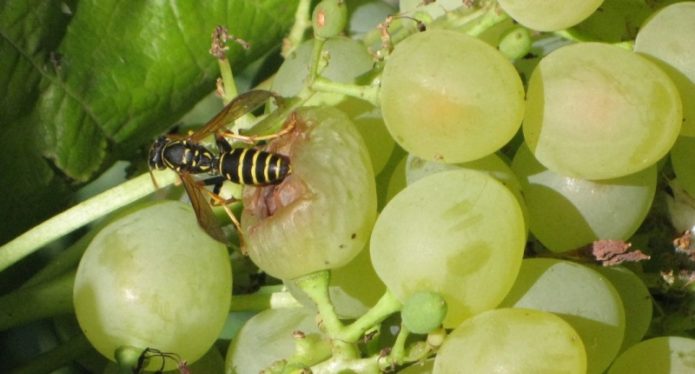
[
  {"left": 512, "top": 143, "right": 656, "bottom": 252},
  {"left": 497, "top": 0, "right": 604, "bottom": 32},
  {"left": 635, "top": 2, "right": 695, "bottom": 136},
  {"left": 380, "top": 29, "right": 525, "bottom": 163},
  {"left": 433, "top": 308, "right": 586, "bottom": 374},
  {"left": 370, "top": 169, "right": 526, "bottom": 328},
  {"left": 608, "top": 336, "right": 695, "bottom": 374},
  {"left": 523, "top": 42, "right": 682, "bottom": 180},
  {"left": 501, "top": 258, "right": 625, "bottom": 374},
  {"left": 73, "top": 201, "right": 231, "bottom": 371}
]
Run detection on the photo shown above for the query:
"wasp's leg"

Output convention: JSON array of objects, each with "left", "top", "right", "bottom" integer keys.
[
  {"left": 215, "top": 134, "right": 233, "bottom": 153},
  {"left": 200, "top": 175, "right": 227, "bottom": 195},
  {"left": 199, "top": 187, "right": 245, "bottom": 252},
  {"left": 220, "top": 112, "right": 297, "bottom": 144}
]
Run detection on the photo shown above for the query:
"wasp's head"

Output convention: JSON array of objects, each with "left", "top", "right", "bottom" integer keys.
[{"left": 148, "top": 136, "right": 168, "bottom": 170}]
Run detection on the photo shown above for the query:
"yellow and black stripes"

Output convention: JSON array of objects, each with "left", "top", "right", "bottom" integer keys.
[{"left": 217, "top": 148, "right": 290, "bottom": 185}]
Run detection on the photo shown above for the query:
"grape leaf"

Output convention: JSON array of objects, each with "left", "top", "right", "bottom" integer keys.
[{"left": 0, "top": 0, "right": 298, "bottom": 243}]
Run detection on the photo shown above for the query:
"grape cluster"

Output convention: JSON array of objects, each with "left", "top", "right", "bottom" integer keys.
[{"left": 67, "top": 1, "right": 695, "bottom": 373}]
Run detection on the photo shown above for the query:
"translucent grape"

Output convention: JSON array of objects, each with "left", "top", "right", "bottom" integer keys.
[
  {"left": 380, "top": 29, "right": 525, "bottom": 163},
  {"left": 226, "top": 307, "right": 321, "bottom": 374},
  {"left": 593, "top": 266, "right": 653, "bottom": 352},
  {"left": 272, "top": 37, "right": 394, "bottom": 174},
  {"left": 73, "top": 201, "right": 231, "bottom": 371},
  {"left": 500, "top": 258, "right": 625, "bottom": 374},
  {"left": 312, "top": 0, "right": 348, "bottom": 39},
  {"left": 512, "top": 143, "right": 656, "bottom": 252},
  {"left": 272, "top": 37, "right": 373, "bottom": 107},
  {"left": 370, "top": 169, "right": 526, "bottom": 327},
  {"left": 608, "top": 336, "right": 695, "bottom": 374},
  {"left": 635, "top": 2, "right": 695, "bottom": 136},
  {"left": 666, "top": 179, "right": 695, "bottom": 233},
  {"left": 242, "top": 107, "right": 376, "bottom": 280},
  {"left": 433, "top": 308, "right": 586, "bottom": 374},
  {"left": 497, "top": 0, "right": 604, "bottom": 32},
  {"left": 671, "top": 136, "right": 695, "bottom": 199},
  {"left": 523, "top": 42, "right": 682, "bottom": 180}
]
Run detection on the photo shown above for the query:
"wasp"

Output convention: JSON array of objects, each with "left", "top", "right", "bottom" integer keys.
[{"left": 148, "top": 90, "right": 293, "bottom": 243}]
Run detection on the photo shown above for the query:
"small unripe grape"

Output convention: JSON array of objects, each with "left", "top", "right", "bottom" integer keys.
[
  {"left": 312, "top": 0, "right": 347, "bottom": 39},
  {"left": 402, "top": 291, "right": 448, "bottom": 334}
]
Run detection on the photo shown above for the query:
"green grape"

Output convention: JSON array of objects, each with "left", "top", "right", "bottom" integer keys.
[
  {"left": 272, "top": 37, "right": 373, "bottom": 107},
  {"left": 608, "top": 336, "right": 695, "bottom": 374},
  {"left": 286, "top": 243, "right": 386, "bottom": 319},
  {"left": 313, "top": 0, "right": 348, "bottom": 39},
  {"left": 272, "top": 37, "right": 395, "bottom": 174},
  {"left": 498, "top": 27, "right": 532, "bottom": 60},
  {"left": 573, "top": 0, "right": 653, "bottom": 42},
  {"left": 635, "top": 2, "right": 695, "bottom": 136},
  {"left": 241, "top": 107, "right": 376, "bottom": 280},
  {"left": 593, "top": 266, "right": 653, "bottom": 353},
  {"left": 347, "top": 0, "right": 395, "bottom": 38},
  {"left": 433, "top": 308, "right": 586, "bottom": 374},
  {"left": 381, "top": 152, "right": 407, "bottom": 209},
  {"left": 497, "top": 0, "right": 604, "bottom": 32},
  {"left": 73, "top": 201, "right": 231, "bottom": 371},
  {"left": 666, "top": 179, "right": 695, "bottom": 233},
  {"left": 406, "top": 152, "right": 528, "bottom": 226},
  {"left": 401, "top": 291, "right": 447, "bottom": 334},
  {"left": 370, "top": 169, "right": 526, "bottom": 328},
  {"left": 523, "top": 42, "right": 682, "bottom": 180},
  {"left": 399, "top": 0, "right": 470, "bottom": 19},
  {"left": 380, "top": 29, "right": 525, "bottom": 163},
  {"left": 671, "top": 136, "right": 695, "bottom": 199},
  {"left": 500, "top": 258, "right": 625, "bottom": 374},
  {"left": 226, "top": 307, "right": 321, "bottom": 374},
  {"left": 347, "top": 104, "right": 394, "bottom": 175},
  {"left": 512, "top": 142, "right": 656, "bottom": 252}
]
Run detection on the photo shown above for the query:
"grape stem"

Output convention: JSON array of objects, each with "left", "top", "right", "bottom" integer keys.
[
  {"left": 0, "top": 171, "right": 177, "bottom": 273},
  {"left": 553, "top": 29, "right": 635, "bottom": 50},
  {"left": 229, "top": 285, "right": 303, "bottom": 311},
  {"left": 282, "top": 0, "right": 312, "bottom": 57},
  {"left": 311, "top": 77, "right": 380, "bottom": 106},
  {"left": 294, "top": 269, "right": 402, "bottom": 342},
  {"left": 0, "top": 271, "right": 75, "bottom": 331}
]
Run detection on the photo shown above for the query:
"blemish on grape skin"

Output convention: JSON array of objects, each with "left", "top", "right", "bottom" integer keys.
[{"left": 351, "top": 233, "right": 356, "bottom": 239}]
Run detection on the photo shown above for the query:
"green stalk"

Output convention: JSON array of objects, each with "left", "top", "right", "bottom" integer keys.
[
  {"left": 0, "top": 272, "right": 75, "bottom": 331},
  {"left": 388, "top": 324, "right": 410, "bottom": 365},
  {"left": 311, "top": 77, "right": 380, "bottom": 106},
  {"left": 218, "top": 58, "right": 238, "bottom": 104},
  {"left": 338, "top": 290, "right": 402, "bottom": 342},
  {"left": 306, "top": 37, "right": 327, "bottom": 87},
  {"left": 282, "top": 0, "right": 312, "bottom": 57},
  {"left": 229, "top": 286, "right": 303, "bottom": 312},
  {"left": 0, "top": 171, "right": 176, "bottom": 273},
  {"left": 294, "top": 271, "right": 344, "bottom": 337}
]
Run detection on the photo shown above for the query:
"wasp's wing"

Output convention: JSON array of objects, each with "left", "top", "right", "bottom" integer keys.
[
  {"left": 190, "top": 90, "right": 283, "bottom": 142},
  {"left": 180, "top": 173, "right": 227, "bottom": 244}
]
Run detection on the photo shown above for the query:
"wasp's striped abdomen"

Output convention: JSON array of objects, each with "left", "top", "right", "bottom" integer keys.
[{"left": 217, "top": 148, "right": 290, "bottom": 185}]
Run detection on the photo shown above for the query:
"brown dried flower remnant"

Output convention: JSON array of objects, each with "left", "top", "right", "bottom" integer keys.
[
  {"left": 590, "top": 239, "right": 650, "bottom": 266},
  {"left": 209, "top": 25, "right": 250, "bottom": 60}
]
